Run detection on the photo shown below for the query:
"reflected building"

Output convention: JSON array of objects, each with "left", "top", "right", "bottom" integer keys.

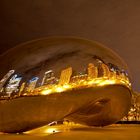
[
  {"left": 97, "top": 63, "right": 104, "bottom": 77},
  {"left": 59, "top": 67, "right": 72, "bottom": 85},
  {"left": 5, "top": 74, "right": 22, "bottom": 97},
  {"left": 101, "top": 63, "right": 110, "bottom": 78},
  {"left": 26, "top": 77, "right": 39, "bottom": 93},
  {"left": 0, "top": 70, "right": 15, "bottom": 92},
  {"left": 19, "top": 82, "right": 26, "bottom": 96},
  {"left": 42, "top": 70, "right": 57, "bottom": 85},
  {"left": 88, "top": 63, "right": 98, "bottom": 79}
]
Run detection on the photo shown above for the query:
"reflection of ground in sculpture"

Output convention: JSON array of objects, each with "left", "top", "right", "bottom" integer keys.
[
  {"left": 0, "top": 37, "right": 132, "bottom": 133},
  {"left": 1, "top": 124, "right": 140, "bottom": 140}
]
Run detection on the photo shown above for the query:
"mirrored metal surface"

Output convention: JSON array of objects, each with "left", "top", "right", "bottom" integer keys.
[{"left": 0, "top": 37, "right": 132, "bottom": 133}]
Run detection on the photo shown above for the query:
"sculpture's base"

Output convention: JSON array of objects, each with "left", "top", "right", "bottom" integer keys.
[{"left": 0, "top": 84, "right": 131, "bottom": 133}]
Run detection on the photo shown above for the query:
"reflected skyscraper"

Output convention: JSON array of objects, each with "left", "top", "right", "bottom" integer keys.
[
  {"left": 88, "top": 63, "right": 98, "bottom": 79},
  {"left": 26, "top": 77, "right": 39, "bottom": 93},
  {"left": 0, "top": 70, "right": 15, "bottom": 92},
  {"left": 59, "top": 67, "right": 72, "bottom": 85},
  {"left": 42, "top": 70, "right": 57, "bottom": 85},
  {"left": 5, "top": 74, "right": 22, "bottom": 97},
  {"left": 101, "top": 63, "right": 110, "bottom": 78}
]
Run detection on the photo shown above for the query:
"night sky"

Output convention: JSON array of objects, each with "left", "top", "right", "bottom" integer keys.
[{"left": 0, "top": 0, "right": 140, "bottom": 91}]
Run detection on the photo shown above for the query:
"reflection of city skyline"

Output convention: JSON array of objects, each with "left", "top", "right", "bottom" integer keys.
[{"left": 0, "top": 61, "right": 130, "bottom": 100}]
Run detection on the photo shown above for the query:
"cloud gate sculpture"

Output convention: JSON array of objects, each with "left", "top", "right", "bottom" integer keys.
[{"left": 0, "top": 37, "right": 132, "bottom": 133}]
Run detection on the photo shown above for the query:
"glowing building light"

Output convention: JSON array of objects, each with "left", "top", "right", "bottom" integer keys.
[
  {"left": 0, "top": 70, "right": 15, "bottom": 91},
  {"left": 88, "top": 80, "right": 96, "bottom": 85},
  {"left": 55, "top": 87, "right": 65, "bottom": 93},
  {"left": 101, "top": 63, "right": 110, "bottom": 77},
  {"left": 88, "top": 63, "right": 98, "bottom": 79},
  {"left": 19, "top": 82, "right": 26, "bottom": 95},
  {"left": 26, "top": 77, "right": 39, "bottom": 93},
  {"left": 98, "top": 80, "right": 116, "bottom": 86},
  {"left": 94, "top": 79, "right": 103, "bottom": 84},
  {"left": 41, "top": 89, "right": 52, "bottom": 95},
  {"left": 45, "top": 128, "right": 60, "bottom": 134},
  {"left": 59, "top": 67, "right": 72, "bottom": 85},
  {"left": 63, "top": 84, "right": 71, "bottom": 89}
]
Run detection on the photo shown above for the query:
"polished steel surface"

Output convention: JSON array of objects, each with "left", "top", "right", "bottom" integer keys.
[{"left": 0, "top": 37, "right": 132, "bottom": 133}]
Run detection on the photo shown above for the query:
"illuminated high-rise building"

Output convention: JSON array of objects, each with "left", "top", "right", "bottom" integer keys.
[
  {"left": 88, "top": 63, "right": 98, "bottom": 79},
  {"left": 59, "top": 67, "right": 72, "bottom": 85},
  {"left": 120, "top": 72, "right": 129, "bottom": 82},
  {"left": 101, "top": 63, "right": 110, "bottom": 78},
  {"left": 109, "top": 71, "right": 113, "bottom": 78},
  {"left": 112, "top": 71, "right": 117, "bottom": 79},
  {"left": 19, "top": 82, "right": 26, "bottom": 95},
  {"left": 5, "top": 74, "right": 22, "bottom": 96},
  {"left": 41, "top": 70, "right": 57, "bottom": 85},
  {"left": 26, "top": 77, "right": 39, "bottom": 93},
  {"left": 0, "top": 70, "right": 15, "bottom": 92}
]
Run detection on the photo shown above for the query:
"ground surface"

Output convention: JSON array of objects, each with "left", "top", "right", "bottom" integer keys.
[{"left": 0, "top": 124, "right": 140, "bottom": 140}]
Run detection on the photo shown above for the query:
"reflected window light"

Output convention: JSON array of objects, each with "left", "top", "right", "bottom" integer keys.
[
  {"left": 0, "top": 70, "right": 15, "bottom": 91},
  {"left": 5, "top": 74, "right": 22, "bottom": 97},
  {"left": 26, "top": 77, "right": 39, "bottom": 93}
]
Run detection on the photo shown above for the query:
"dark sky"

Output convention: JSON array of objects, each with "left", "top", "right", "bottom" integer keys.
[{"left": 0, "top": 0, "right": 140, "bottom": 91}]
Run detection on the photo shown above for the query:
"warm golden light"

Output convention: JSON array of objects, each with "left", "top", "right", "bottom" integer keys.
[
  {"left": 45, "top": 128, "right": 59, "bottom": 134},
  {"left": 41, "top": 89, "right": 52, "bottom": 95},
  {"left": 98, "top": 79, "right": 116, "bottom": 86},
  {"left": 55, "top": 86, "right": 65, "bottom": 93},
  {"left": 0, "top": 59, "right": 131, "bottom": 99},
  {"left": 38, "top": 76, "right": 130, "bottom": 96}
]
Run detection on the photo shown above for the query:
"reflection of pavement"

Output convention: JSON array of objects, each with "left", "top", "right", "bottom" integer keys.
[{"left": 0, "top": 124, "right": 140, "bottom": 140}]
